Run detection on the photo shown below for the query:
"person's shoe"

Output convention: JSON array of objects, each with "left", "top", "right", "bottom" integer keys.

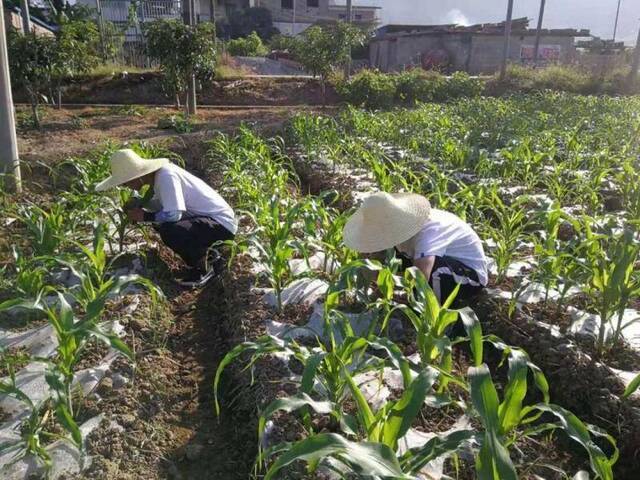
[{"left": 175, "top": 267, "right": 216, "bottom": 288}]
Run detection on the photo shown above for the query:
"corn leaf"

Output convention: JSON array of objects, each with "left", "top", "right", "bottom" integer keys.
[
  {"left": 469, "top": 364, "right": 517, "bottom": 480},
  {"left": 534, "top": 404, "right": 617, "bottom": 480},
  {"left": 622, "top": 373, "right": 640, "bottom": 399},
  {"left": 264, "top": 433, "right": 411, "bottom": 480},
  {"left": 400, "top": 429, "right": 475, "bottom": 473},
  {"left": 460, "top": 307, "right": 483, "bottom": 366},
  {"left": 382, "top": 367, "right": 439, "bottom": 450}
]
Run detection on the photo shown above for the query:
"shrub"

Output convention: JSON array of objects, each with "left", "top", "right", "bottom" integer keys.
[
  {"left": 337, "top": 69, "right": 484, "bottom": 109},
  {"left": 441, "top": 71, "right": 484, "bottom": 99},
  {"left": 488, "top": 64, "right": 598, "bottom": 95},
  {"left": 336, "top": 69, "right": 397, "bottom": 109},
  {"left": 226, "top": 31, "right": 269, "bottom": 57},
  {"left": 395, "top": 69, "right": 446, "bottom": 104}
]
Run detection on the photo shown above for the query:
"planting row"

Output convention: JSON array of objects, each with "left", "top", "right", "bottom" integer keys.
[{"left": 207, "top": 126, "right": 628, "bottom": 479}]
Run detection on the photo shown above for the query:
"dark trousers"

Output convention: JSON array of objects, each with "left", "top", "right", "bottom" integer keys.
[
  {"left": 154, "top": 216, "right": 235, "bottom": 269},
  {"left": 397, "top": 252, "right": 484, "bottom": 304}
]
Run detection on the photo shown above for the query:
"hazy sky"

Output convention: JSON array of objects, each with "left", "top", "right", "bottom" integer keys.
[{"left": 346, "top": 1, "right": 640, "bottom": 44}]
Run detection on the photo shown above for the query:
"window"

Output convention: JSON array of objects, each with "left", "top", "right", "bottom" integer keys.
[
  {"left": 355, "top": 14, "right": 362, "bottom": 20},
  {"left": 338, "top": 14, "right": 346, "bottom": 19},
  {"left": 307, "top": 0, "right": 319, "bottom": 7},
  {"left": 282, "top": 0, "right": 293, "bottom": 9}
]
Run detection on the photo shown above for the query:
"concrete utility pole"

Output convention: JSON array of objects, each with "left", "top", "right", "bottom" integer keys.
[
  {"left": 292, "top": 0, "right": 297, "bottom": 35},
  {"left": 499, "top": 0, "right": 515, "bottom": 80},
  {"left": 533, "top": 0, "right": 546, "bottom": 66},
  {"left": 613, "top": 0, "right": 622, "bottom": 43},
  {"left": 0, "top": 10, "right": 22, "bottom": 193},
  {"left": 630, "top": 21, "right": 640, "bottom": 86},
  {"left": 183, "top": 0, "right": 197, "bottom": 115},
  {"left": 20, "top": 0, "right": 31, "bottom": 34},
  {"left": 344, "top": 0, "right": 353, "bottom": 78}
]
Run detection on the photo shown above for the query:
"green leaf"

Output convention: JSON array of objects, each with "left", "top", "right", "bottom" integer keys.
[
  {"left": 460, "top": 307, "right": 483, "bottom": 366},
  {"left": 258, "top": 393, "right": 334, "bottom": 449},
  {"left": 498, "top": 350, "right": 528, "bottom": 435},
  {"left": 264, "top": 433, "right": 411, "bottom": 480},
  {"left": 623, "top": 372, "right": 640, "bottom": 399},
  {"left": 55, "top": 403, "right": 82, "bottom": 448},
  {"left": 469, "top": 364, "right": 517, "bottom": 480},
  {"left": 381, "top": 367, "right": 438, "bottom": 450},
  {"left": 534, "top": 404, "right": 616, "bottom": 480},
  {"left": 400, "top": 429, "right": 474, "bottom": 473},
  {"left": 342, "top": 364, "right": 376, "bottom": 435}
]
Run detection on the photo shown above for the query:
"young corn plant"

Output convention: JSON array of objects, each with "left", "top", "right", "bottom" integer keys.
[
  {"left": 580, "top": 222, "right": 640, "bottom": 355},
  {"left": 530, "top": 205, "right": 579, "bottom": 305},
  {"left": 16, "top": 204, "right": 68, "bottom": 256},
  {"left": 53, "top": 224, "right": 162, "bottom": 311},
  {"left": 482, "top": 194, "right": 529, "bottom": 284},
  {"left": 248, "top": 196, "right": 309, "bottom": 312},
  {"left": 6, "top": 292, "right": 134, "bottom": 450},
  {"left": 0, "top": 372, "right": 51, "bottom": 469}
]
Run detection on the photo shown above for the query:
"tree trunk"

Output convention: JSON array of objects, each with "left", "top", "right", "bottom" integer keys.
[
  {"left": 57, "top": 84, "right": 62, "bottom": 110},
  {"left": 31, "top": 99, "right": 40, "bottom": 129}
]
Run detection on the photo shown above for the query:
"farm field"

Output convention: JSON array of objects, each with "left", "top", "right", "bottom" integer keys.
[{"left": 1, "top": 92, "right": 639, "bottom": 480}]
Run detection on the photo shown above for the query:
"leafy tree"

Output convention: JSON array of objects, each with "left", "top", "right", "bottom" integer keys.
[
  {"left": 226, "top": 31, "right": 269, "bottom": 57},
  {"left": 226, "top": 7, "right": 278, "bottom": 40},
  {"left": 292, "top": 22, "right": 367, "bottom": 100},
  {"left": 7, "top": 29, "right": 58, "bottom": 128},
  {"left": 7, "top": 19, "right": 101, "bottom": 127},
  {"left": 144, "top": 19, "right": 217, "bottom": 111},
  {"left": 54, "top": 20, "right": 101, "bottom": 105}
]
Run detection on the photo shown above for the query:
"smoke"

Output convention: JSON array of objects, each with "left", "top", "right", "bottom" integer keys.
[{"left": 442, "top": 8, "right": 471, "bottom": 26}]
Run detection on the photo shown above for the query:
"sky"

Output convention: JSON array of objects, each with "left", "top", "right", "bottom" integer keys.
[{"left": 345, "top": 0, "right": 640, "bottom": 44}]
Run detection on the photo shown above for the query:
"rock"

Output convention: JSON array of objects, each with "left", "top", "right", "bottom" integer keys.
[
  {"left": 99, "top": 377, "right": 113, "bottom": 393},
  {"left": 185, "top": 444, "right": 204, "bottom": 461},
  {"left": 112, "top": 373, "right": 129, "bottom": 390},
  {"left": 119, "top": 414, "right": 137, "bottom": 427}
]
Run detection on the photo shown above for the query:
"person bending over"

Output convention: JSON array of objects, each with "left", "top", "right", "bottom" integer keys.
[
  {"left": 343, "top": 192, "right": 488, "bottom": 304},
  {"left": 96, "top": 149, "right": 237, "bottom": 287}
]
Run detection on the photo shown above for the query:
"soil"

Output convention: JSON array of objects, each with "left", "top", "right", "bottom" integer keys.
[{"left": 12, "top": 74, "right": 340, "bottom": 107}]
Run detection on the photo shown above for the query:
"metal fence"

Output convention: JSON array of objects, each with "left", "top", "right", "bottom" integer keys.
[{"left": 97, "top": 0, "right": 184, "bottom": 67}]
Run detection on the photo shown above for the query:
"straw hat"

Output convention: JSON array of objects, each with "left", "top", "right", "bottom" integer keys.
[
  {"left": 343, "top": 192, "right": 431, "bottom": 253},
  {"left": 95, "top": 149, "right": 169, "bottom": 192}
]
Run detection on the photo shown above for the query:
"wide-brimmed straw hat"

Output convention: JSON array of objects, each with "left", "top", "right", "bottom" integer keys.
[
  {"left": 95, "top": 149, "right": 169, "bottom": 192},
  {"left": 343, "top": 192, "right": 431, "bottom": 253}
]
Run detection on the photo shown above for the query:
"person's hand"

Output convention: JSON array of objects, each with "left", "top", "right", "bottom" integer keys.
[{"left": 126, "top": 207, "right": 144, "bottom": 223}]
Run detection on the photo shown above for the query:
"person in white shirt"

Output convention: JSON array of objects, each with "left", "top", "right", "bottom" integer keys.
[
  {"left": 96, "top": 149, "right": 237, "bottom": 287},
  {"left": 343, "top": 192, "right": 488, "bottom": 304}
]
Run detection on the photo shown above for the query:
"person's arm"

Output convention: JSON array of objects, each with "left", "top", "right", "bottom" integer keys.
[{"left": 414, "top": 255, "right": 436, "bottom": 281}]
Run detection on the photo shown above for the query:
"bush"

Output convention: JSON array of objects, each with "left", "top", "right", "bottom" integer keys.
[
  {"left": 226, "top": 31, "right": 269, "bottom": 57},
  {"left": 337, "top": 69, "right": 484, "bottom": 109},
  {"left": 269, "top": 34, "right": 299, "bottom": 52},
  {"left": 336, "top": 69, "right": 397, "bottom": 109},
  {"left": 395, "top": 69, "right": 446, "bottom": 104},
  {"left": 488, "top": 64, "right": 601, "bottom": 95}
]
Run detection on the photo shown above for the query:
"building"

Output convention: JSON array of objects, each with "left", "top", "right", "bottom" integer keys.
[
  {"left": 255, "top": 0, "right": 379, "bottom": 35},
  {"left": 3, "top": 5, "right": 56, "bottom": 36},
  {"left": 79, "top": 0, "right": 379, "bottom": 36},
  {"left": 370, "top": 18, "right": 590, "bottom": 74}
]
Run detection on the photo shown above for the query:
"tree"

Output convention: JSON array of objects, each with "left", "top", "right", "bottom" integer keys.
[
  {"left": 292, "top": 22, "right": 367, "bottom": 100},
  {"left": 144, "top": 19, "right": 217, "bottom": 112},
  {"left": 7, "top": 19, "right": 101, "bottom": 127},
  {"left": 226, "top": 7, "right": 279, "bottom": 40},
  {"left": 54, "top": 20, "right": 101, "bottom": 107},
  {"left": 7, "top": 28, "right": 58, "bottom": 128}
]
